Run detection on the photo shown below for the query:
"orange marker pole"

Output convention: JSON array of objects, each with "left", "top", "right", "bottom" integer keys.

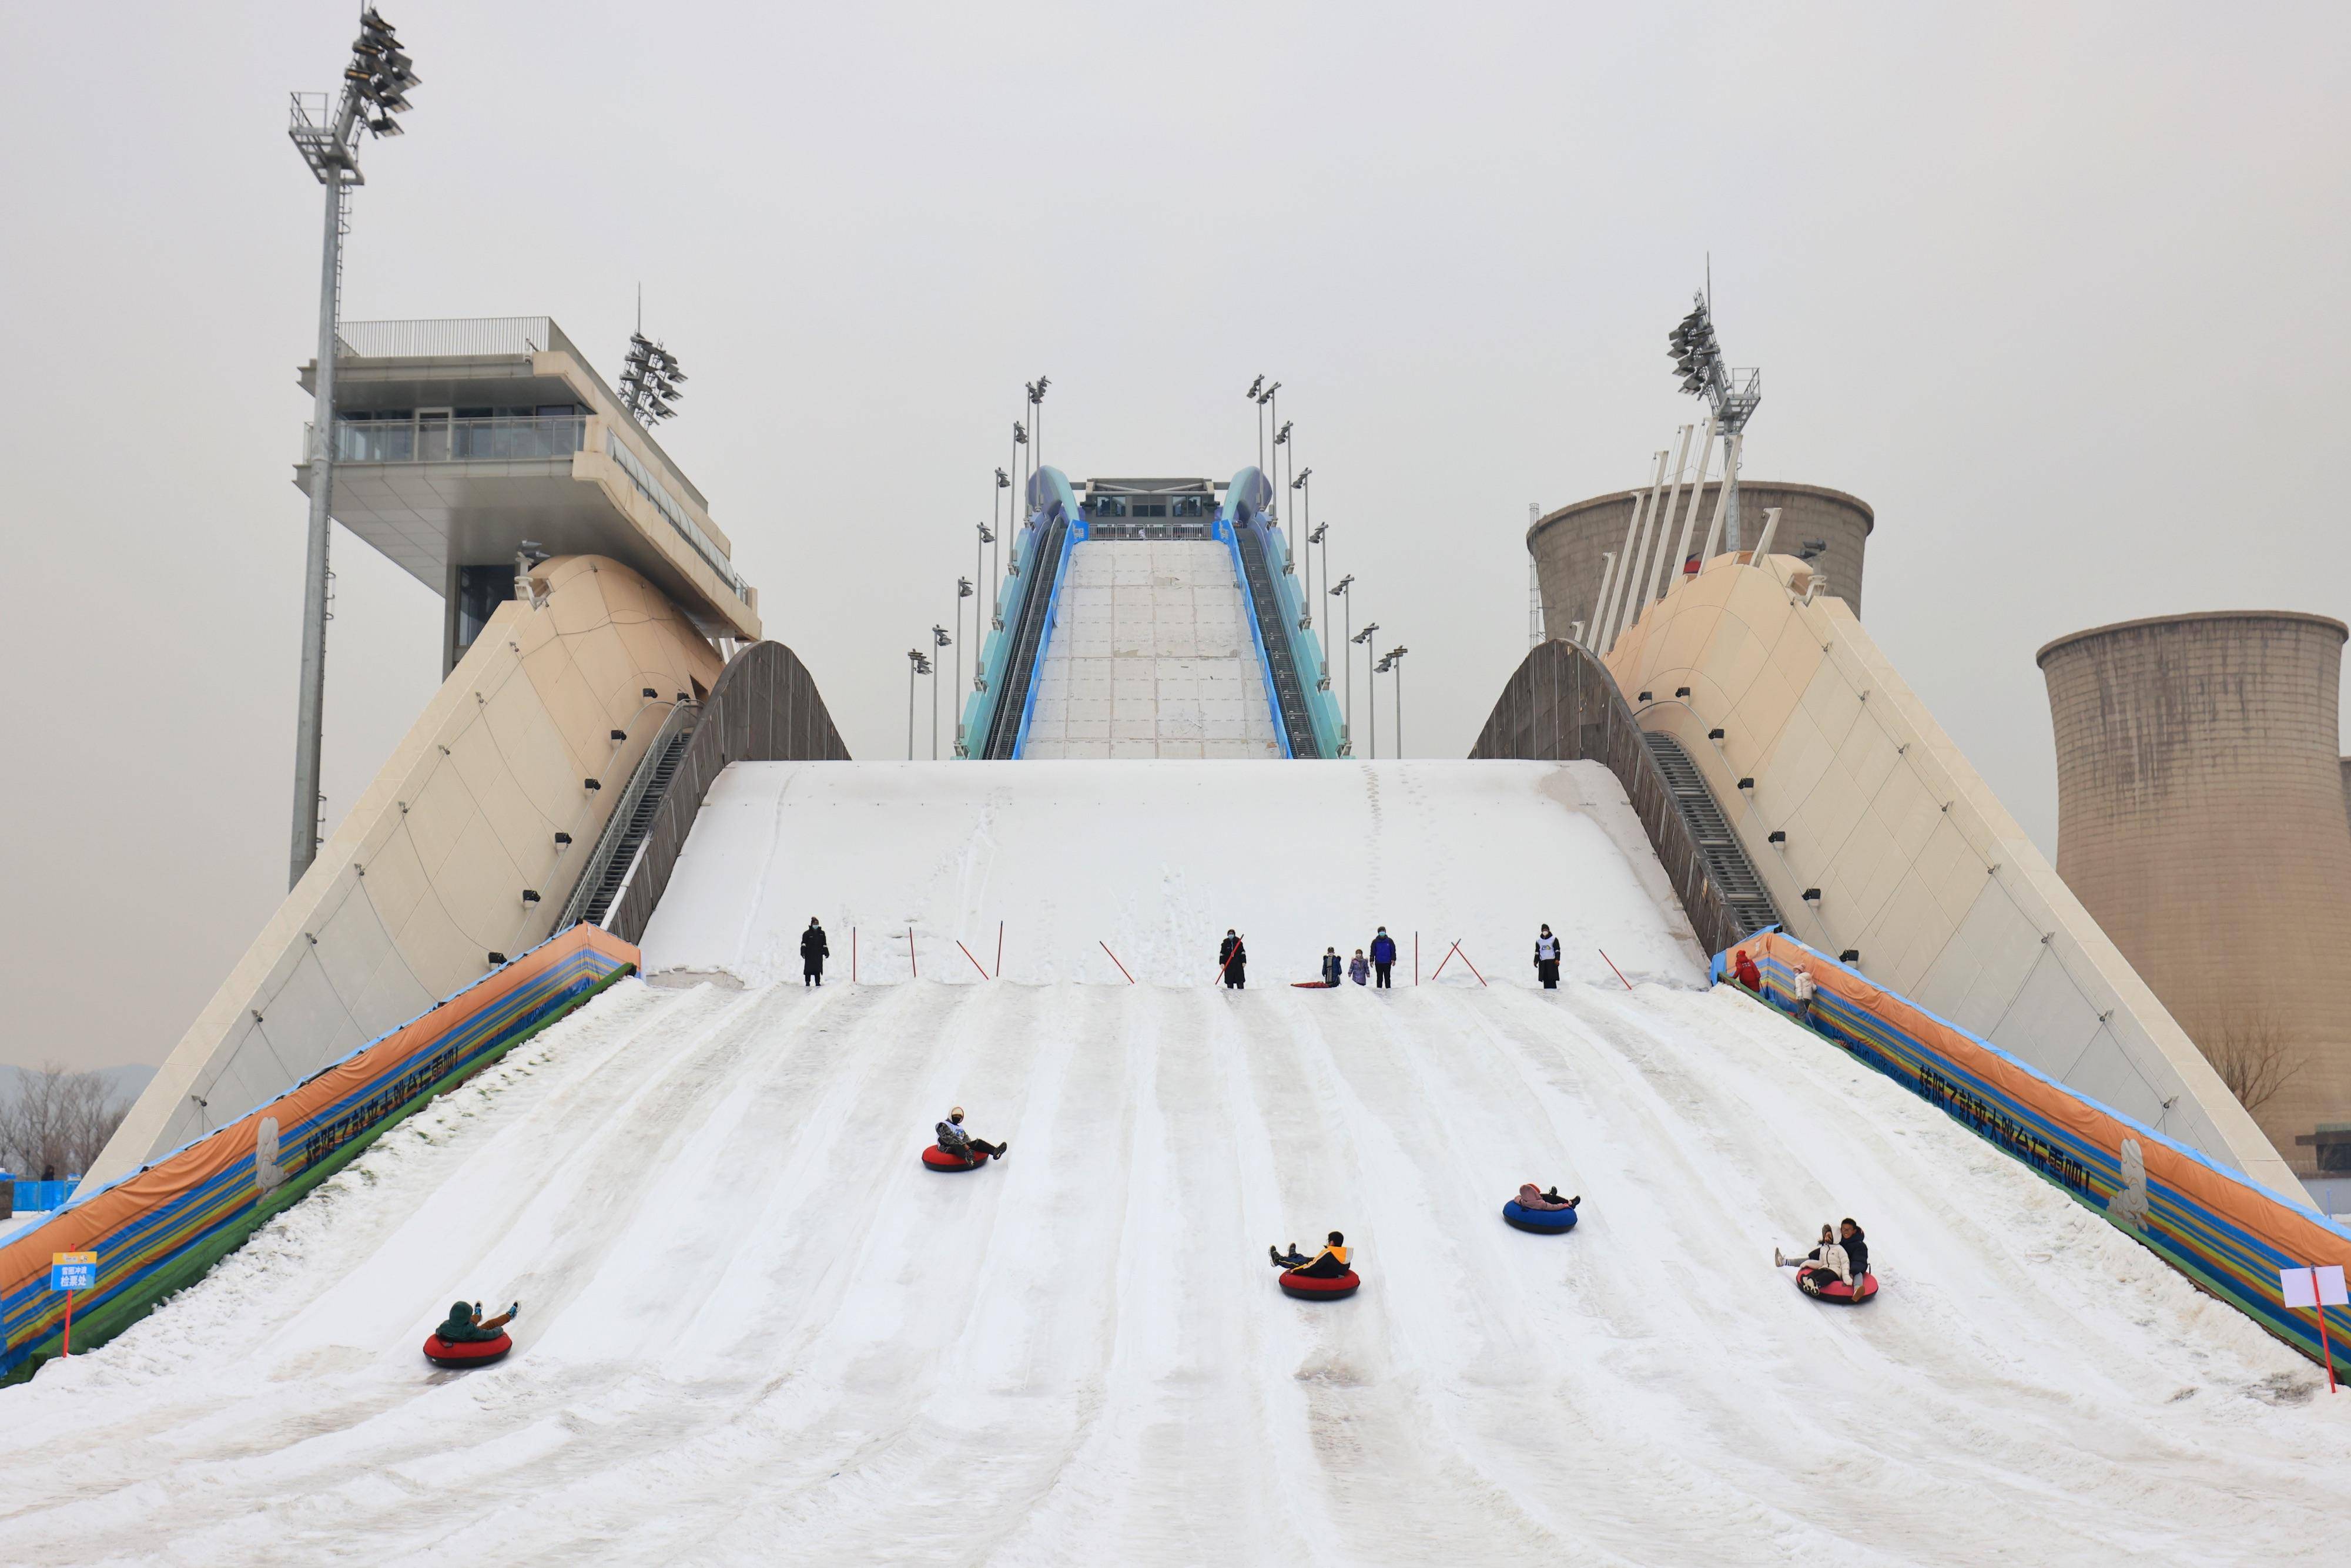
[{"left": 62, "top": 1289, "right": 73, "bottom": 1358}]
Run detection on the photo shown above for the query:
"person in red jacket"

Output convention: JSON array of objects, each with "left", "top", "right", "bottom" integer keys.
[{"left": 1732, "top": 949, "right": 1763, "bottom": 991}]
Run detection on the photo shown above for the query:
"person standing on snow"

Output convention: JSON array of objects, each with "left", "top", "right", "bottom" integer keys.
[
  {"left": 1348, "top": 949, "right": 1370, "bottom": 986},
  {"left": 1533, "top": 924, "right": 1562, "bottom": 989},
  {"left": 800, "top": 918, "right": 829, "bottom": 987},
  {"left": 1220, "top": 930, "right": 1248, "bottom": 990},
  {"left": 1321, "top": 947, "right": 1343, "bottom": 986},
  {"left": 1369, "top": 927, "right": 1397, "bottom": 989}
]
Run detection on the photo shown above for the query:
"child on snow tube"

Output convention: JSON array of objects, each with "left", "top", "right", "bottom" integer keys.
[
  {"left": 1777, "top": 1219, "right": 1873, "bottom": 1301},
  {"left": 1502, "top": 1183, "right": 1582, "bottom": 1231},
  {"left": 936, "top": 1107, "right": 1007, "bottom": 1161}
]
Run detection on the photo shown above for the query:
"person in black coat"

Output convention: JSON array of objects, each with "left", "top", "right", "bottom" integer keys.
[
  {"left": 1837, "top": 1218, "right": 1868, "bottom": 1281},
  {"left": 1533, "top": 924, "right": 1562, "bottom": 990},
  {"left": 1320, "top": 947, "right": 1343, "bottom": 986},
  {"left": 1220, "top": 930, "right": 1248, "bottom": 989},
  {"left": 800, "top": 918, "right": 829, "bottom": 987}
]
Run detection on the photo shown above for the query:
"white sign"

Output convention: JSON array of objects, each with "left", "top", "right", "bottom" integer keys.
[{"left": 2280, "top": 1265, "right": 2349, "bottom": 1309}]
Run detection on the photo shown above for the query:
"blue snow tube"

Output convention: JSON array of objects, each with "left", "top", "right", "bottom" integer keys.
[{"left": 1502, "top": 1200, "right": 1579, "bottom": 1234}]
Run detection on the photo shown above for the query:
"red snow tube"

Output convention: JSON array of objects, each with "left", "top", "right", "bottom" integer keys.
[
  {"left": 423, "top": 1332, "right": 512, "bottom": 1368},
  {"left": 922, "top": 1144, "right": 986, "bottom": 1171},
  {"left": 1800, "top": 1272, "right": 1879, "bottom": 1305},
  {"left": 1278, "top": 1269, "right": 1361, "bottom": 1301}
]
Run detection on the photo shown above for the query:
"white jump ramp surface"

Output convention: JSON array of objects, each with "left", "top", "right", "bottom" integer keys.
[
  {"left": 4, "top": 760, "right": 2346, "bottom": 1563},
  {"left": 641, "top": 760, "right": 1706, "bottom": 990}
]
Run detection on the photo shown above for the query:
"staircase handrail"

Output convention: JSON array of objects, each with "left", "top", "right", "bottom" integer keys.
[{"left": 555, "top": 698, "right": 699, "bottom": 932}]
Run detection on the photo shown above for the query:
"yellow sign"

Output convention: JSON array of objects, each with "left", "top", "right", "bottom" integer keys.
[{"left": 53, "top": 1252, "right": 96, "bottom": 1267}]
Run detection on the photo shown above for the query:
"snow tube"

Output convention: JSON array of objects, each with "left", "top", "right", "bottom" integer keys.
[
  {"left": 921, "top": 1144, "right": 986, "bottom": 1171},
  {"left": 423, "top": 1332, "right": 512, "bottom": 1368},
  {"left": 1278, "top": 1268, "right": 1362, "bottom": 1301},
  {"left": 1800, "top": 1271, "right": 1879, "bottom": 1305},
  {"left": 1502, "top": 1200, "right": 1579, "bottom": 1233},
  {"left": 1292, "top": 980, "right": 1339, "bottom": 989}
]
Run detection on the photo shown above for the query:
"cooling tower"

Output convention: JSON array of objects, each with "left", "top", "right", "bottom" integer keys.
[
  {"left": 2039, "top": 611, "right": 2351, "bottom": 1176},
  {"left": 1529, "top": 481, "right": 1872, "bottom": 644}
]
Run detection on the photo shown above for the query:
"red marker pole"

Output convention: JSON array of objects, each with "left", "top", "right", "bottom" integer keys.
[
  {"left": 62, "top": 1289, "right": 73, "bottom": 1358},
  {"left": 851, "top": 927, "right": 857, "bottom": 984},
  {"left": 1414, "top": 933, "right": 1419, "bottom": 986},
  {"left": 2320, "top": 1304, "right": 2337, "bottom": 1393},
  {"left": 957, "top": 940, "right": 990, "bottom": 981},
  {"left": 996, "top": 920, "right": 1004, "bottom": 979},
  {"left": 1598, "top": 949, "right": 1633, "bottom": 990},
  {"left": 1100, "top": 941, "right": 1136, "bottom": 984},
  {"left": 907, "top": 928, "right": 917, "bottom": 979}
]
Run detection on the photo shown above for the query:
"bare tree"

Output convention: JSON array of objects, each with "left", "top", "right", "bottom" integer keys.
[
  {"left": 0, "top": 1065, "right": 132, "bottom": 1181},
  {"left": 2202, "top": 1009, "right": 2306, "bottom": 1115}
]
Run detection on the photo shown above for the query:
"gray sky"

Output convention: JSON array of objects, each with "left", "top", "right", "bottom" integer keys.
[{"left": 5, "top": 2, "right": 2346, "bottom": 1071}]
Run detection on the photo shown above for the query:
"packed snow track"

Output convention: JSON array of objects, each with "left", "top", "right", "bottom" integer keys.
[{"left": 1, "top": 976, "right": 2344, "bottom": 1565}]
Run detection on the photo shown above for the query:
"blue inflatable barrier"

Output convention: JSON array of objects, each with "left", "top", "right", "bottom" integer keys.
[{"left": 1502, "top": 1200, "right": 1579, "bottom": 1234}]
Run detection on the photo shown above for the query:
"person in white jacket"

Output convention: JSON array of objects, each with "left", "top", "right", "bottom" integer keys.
[
  {"left": 1774, "top": 1224, "right": 1847, "bottom": 1285},
  {"left": 1789, "top": 964, "right": 1817, "bottom": 1026}
]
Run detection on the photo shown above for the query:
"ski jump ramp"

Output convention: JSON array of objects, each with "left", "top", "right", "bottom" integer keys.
[{"left": 4, "top": 762, "right": 2346, "bottom": 1563}]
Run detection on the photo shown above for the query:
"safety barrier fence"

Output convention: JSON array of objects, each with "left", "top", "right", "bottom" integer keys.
[
  {"left": 1724, "top": 930, "right": 2351, "bottom": 1368},
  {"left": 3, "top": 1181, "right": 79, "bottom": 1216},
  {"left": 0, "top": 924, "right": 639, "bottom": 1383}
]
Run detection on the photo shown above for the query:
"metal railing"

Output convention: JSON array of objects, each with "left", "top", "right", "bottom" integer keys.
[
  {"left": 604, "top": 431, "right": 750, "bottom": 604},
  {"left": 324, "top": 414, "right": 586, "bottom": 464},
  {"left": 334, "top": 316, "right": 555, "bottom": 359}
]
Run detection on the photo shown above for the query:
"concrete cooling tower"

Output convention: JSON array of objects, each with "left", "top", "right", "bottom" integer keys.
[
  {"left": 1529, "top": 481, "right": 1872, "bottom": 642},
  {"left": 2038, "top": 611, "right": 2351, "bottom": 1177}
]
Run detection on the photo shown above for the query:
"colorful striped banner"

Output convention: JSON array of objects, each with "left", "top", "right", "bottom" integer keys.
[
  {"left": 1717, "top": 932, "right": 2351, "bottom": 1367},
  {"left": 0, "top": 924, "right": 638, "bottom": 1379}
]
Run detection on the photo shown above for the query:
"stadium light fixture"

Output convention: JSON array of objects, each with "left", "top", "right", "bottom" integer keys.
[
  {"left": 1664, "top": 287, "right": 1763, "bottom": 547},
  {"left": 284, "top": 4, "right": 420, "bottom": 890}
]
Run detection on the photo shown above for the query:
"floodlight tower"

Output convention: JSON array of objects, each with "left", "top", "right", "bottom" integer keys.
[
  {"left": 617, "top": 319, "right": 688, "bottom": 428},
  {"left": 1665, "top": 290, "right": 1761, "bottom": 549},
  {"left": 284, "top": 6, "right": 420, "bottom": 889}
]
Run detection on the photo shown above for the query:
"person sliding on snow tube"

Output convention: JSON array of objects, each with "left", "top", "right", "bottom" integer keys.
[
  {"left": 425, "top": 1300, "right": 518, "bottom": 1367},
  {"left": 1775, "top": 1223, "right": 1838, "bottom": 1273},
  {"left": 1270, "top": 1231, "right": 1360, "bottom": 1298},
  {"left": 926, "top": 1106, "right": 1007, "bottom": 1168},
  {"left": 1321, "top": 947, "right": 1343, "bottom": 986},
  {"left": 1503, "top": 1182, "right": 1582, "bottom": 1232},
  {"left": 1781, "top": 1218, "right": 1875, "bottom": 1302}
]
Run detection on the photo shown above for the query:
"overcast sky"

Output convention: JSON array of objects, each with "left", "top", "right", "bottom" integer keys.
[{"left": 4, "top": 2, "right": 2346, "bottom": 1071}]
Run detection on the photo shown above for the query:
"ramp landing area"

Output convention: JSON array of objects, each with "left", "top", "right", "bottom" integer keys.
[
  {"left": 639, "top": 758, "right": 1707, "bottom": 991},
  {"left": 0, "top": 978, "right": 2340, "bottom": 1564}
]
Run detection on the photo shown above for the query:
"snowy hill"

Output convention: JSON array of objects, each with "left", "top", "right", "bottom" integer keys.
[{"left": 0, "top": 975, "right": 2340, "bottom": 1564}]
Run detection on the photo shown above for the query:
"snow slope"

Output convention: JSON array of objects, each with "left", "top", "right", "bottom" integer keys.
[
  {"left": 0, "top": 973, "right": 2343, "bottom": 1566},
  {"left": 639, "top": 760, "right": 1706, "bottom": 991},
  {"left": 1022, "top": 540, "right": 1282, "bottom": 759}
]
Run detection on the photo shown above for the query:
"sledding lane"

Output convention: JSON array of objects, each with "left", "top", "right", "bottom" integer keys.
[{"left": 1, "top": 969, "right": 2346, "bottom": 1566}]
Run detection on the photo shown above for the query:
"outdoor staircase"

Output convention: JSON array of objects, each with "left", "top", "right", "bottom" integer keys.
[
  {"left": 579, "top": 724, "right": 695, "bottom": 927},
  {"left": 1233, "top": 525, "right": 1321, "bottom": 758},
  {"left": 1643, "top": 731, "right": 1781, "bottom": 940}
]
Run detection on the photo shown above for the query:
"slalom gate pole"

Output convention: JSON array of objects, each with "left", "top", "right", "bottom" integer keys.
[
  {"left": 1598, "top": 949, "right": 1633, "bottom": 990},
  {"left": 957, "top": 940, "right": 990, "bottom": 981},
  {"left": 908, "top": 929, "right": 917, "bottom": 979},
  {"left": 1414, "top": 932, "right": 1419, "bottom": 985},
  {"left": 1455, "top": 943, "right": 1488, "bottom": 987},
  {"left": 1431, "top": 942, "right": 1455, "bottom": 980},
  {"left": 1100, "top": 941, "right": 1136, "bottom": 984},
  {"left": 996, "top": 920, "right": 1004, "bottom": 978},
  {"left": 2322, "top": 1301, "right": 2339, "bottom": 1393}
]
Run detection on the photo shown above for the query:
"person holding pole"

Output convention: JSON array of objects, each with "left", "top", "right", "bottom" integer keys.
[{"left": 1219, "top": 930, "right": 1248, "bottom": 990}]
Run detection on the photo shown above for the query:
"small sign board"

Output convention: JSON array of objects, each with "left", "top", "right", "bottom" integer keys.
[
  {"left": 2282, "top": 1265, "right": 2349, "bottom": 1309},
  {"left": 51, "top": 1252, "right": 96, "bottom": 1292}
]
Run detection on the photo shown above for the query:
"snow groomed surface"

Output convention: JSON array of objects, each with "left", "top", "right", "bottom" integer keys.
[{"left": 3, "top": 973, "right": 2346, "bottom": 1563}]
